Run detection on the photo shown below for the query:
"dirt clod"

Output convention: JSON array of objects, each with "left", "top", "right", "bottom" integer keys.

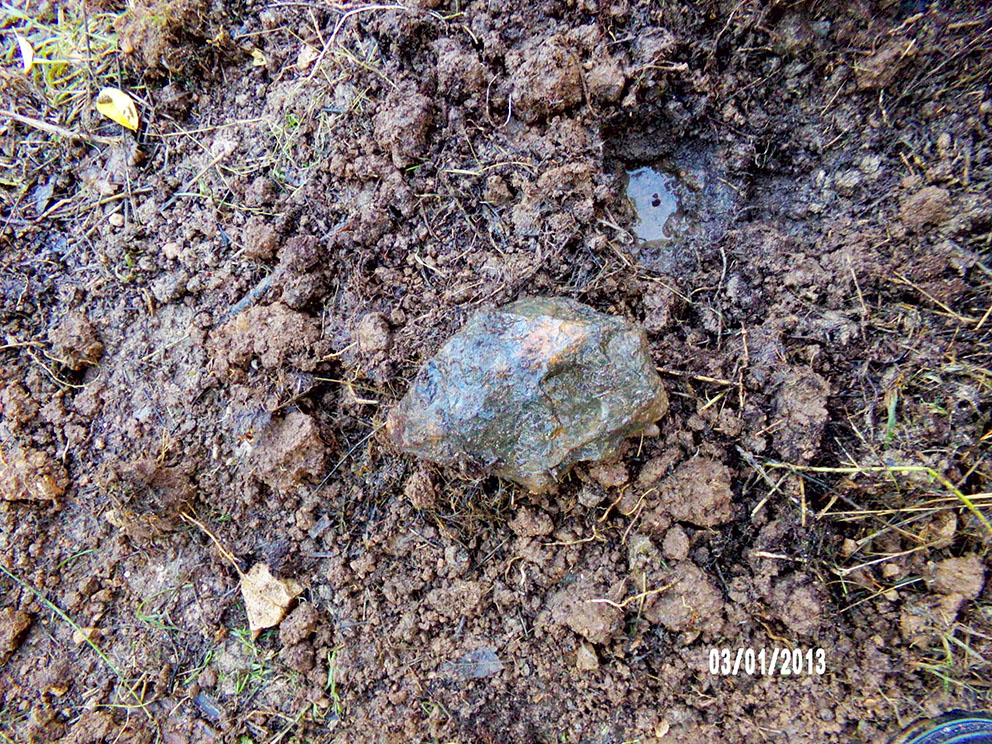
[
  {"left": 588, "top": 461, "right": 629, "bottom": 489},
  {"left": 373, "top": 88, "right": 434, "bottom": 168},
  {"left": 586, "top": 58, "right": 626, "bottom": 104},
  {"left": 509, "top": 508, "right": 554, "bottom": 538},
  {"left": 642, "top": 561, "right": 724, "bottom": 638},
  {"left": 550, "top": 583, "right": 623, "bottom": 646},
  {"left": 48, "top": 311, "right": 103, "bottom": 371},
  {"left": 242, "top": 217, "right": 279, "bottom": 261},
  {"left": 0, "top": 608, "right": 33, "bottom": 663},
  {"left": 772, "top": 368, "right": 831, "bottom": 463},
  {"left": 279, "top": 602, "right": 319, "bottom": 646},
  {"left": 0, "top": 444, "right": 69, "bottom": 502},
  {"left": 211, "top": 303, "right": 321, "bottom": 372},
  {"left": 928, "top": 554, "right": 986, "bottom": 599},
  {"left": 765, "top": 574, "right": 825, "bottom": 637},
  {"left": 575, "top": 643, "right": 599, "bottom": 671},
  {"left": 900, "top": 186, "right": 952, "bottom": 230},
  {"left": 355, "top": 312, "right": 391, "bottom": 355},
  {"left": 250, "top": 411, "right": 328, "bottom": 491},
  {"left": 856, "top": 38, "right": 915, "bottom": 90},
  {"left": 510, "top": 36, "right": 583, "bottom": 123},
  {"left": 662, "top": 525, "right": 690, "bottom": 561},
  {"left": 655, "top": 457, "right": 734, "bottom": 528},
  {"left": 402, "top": 469, "right": 436, "bottom": 510}
]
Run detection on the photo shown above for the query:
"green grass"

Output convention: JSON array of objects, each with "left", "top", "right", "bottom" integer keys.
[
  {"left": 231, "top": 627, "right": 274, "bottom": 695},
  {"left": 326, "top": 647, "right": 345, "bottom": 718}
]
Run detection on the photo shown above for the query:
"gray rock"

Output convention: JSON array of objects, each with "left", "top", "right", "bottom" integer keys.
[{"left": 387, "top": 297, "right": 668, "bottom": 492}]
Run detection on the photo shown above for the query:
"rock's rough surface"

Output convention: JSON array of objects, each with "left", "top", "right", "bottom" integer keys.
[{"left": 387, "top": 297, "right": 668, "bottom": 492}]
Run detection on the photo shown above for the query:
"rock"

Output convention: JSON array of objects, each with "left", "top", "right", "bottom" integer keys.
[
  {"left": 48, "top": 311, "right": 104, "bottom": 370},
  {"left": 900, "top": 186, "right": 951, "bottom": 230},
  {"left": 510, "top": 37, "right": 583, "bottom": 123},
  {"left": 387, "top": 297, "right": 668, "bottom": 492},
  {"left": 240, "top": 562, "right": 303, "bottom": 637}
]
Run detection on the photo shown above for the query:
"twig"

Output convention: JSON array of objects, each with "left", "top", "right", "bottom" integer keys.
[
  {"left": 588, "top": 581, "right": 677, "bottom": 611},
  {"left": 180, "top": 511, "right": 245, "bottom": 578},
  {"left": 0, "top": 109, "right": 118, "bottom": 145}
]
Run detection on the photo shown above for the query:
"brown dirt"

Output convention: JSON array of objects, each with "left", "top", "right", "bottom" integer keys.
[{"left": 2, "top": 0, "right": 992, "bottom": 742}]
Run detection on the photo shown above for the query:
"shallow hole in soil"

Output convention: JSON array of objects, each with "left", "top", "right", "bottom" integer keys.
[{"left": 619, "top": 146, "right": 740, "bottom": 276}]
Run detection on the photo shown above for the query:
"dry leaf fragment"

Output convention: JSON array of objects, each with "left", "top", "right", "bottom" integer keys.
[
  {"left": 250, "top": 48, "right": 267, "bottom": 67},
  {"left": 15, "top": 33, "right": 34, "bottom": 73},
  {"left": 241, "top": 563, "right": 302, "bottom": 637},
  {"left": 95, "top": 87, "right": 139, "bottom": 131}
]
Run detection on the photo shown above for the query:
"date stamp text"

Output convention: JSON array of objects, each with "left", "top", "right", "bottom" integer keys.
[{"left": 707, "top": 647, "right": 826, "bottom": 676}]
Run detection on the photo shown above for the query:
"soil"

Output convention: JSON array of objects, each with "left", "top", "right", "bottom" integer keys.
[{"left": 2, "top": 1, "right": 992, "bottom": 743}]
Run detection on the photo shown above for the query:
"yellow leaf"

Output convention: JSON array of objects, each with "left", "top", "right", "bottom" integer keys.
[
  {"left": 15, "top": 33, "right": 34, "bottom": 73},
  {"left": 95, "top": 87, "right": 139, "bottom": 131},
  {"left": 250, "top": 48, "right": 266, "bottom": 67}
]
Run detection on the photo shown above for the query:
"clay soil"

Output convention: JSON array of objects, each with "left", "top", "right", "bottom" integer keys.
[{"left": 2, "top": 1, "right": 992, "bottom": 742}]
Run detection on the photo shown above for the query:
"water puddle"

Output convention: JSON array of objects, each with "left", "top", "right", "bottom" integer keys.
[
  {"left": 622, "top": 147, "right": 740, "bottom": 275},
  {"left": 625, "top": 166, "right": 681, "bottom": 243}
]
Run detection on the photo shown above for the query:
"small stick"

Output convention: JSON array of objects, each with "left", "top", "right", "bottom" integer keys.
[
  {"left": 0, "top": 109, "right": 118, "bottom": 145},
  {"left": 180, "top": 511, "right": 244, "bottom": 578}
]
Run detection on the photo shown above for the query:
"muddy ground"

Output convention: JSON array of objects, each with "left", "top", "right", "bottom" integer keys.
[{"left": 2, "top": 0, "right": 991, "bottom": 742}]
